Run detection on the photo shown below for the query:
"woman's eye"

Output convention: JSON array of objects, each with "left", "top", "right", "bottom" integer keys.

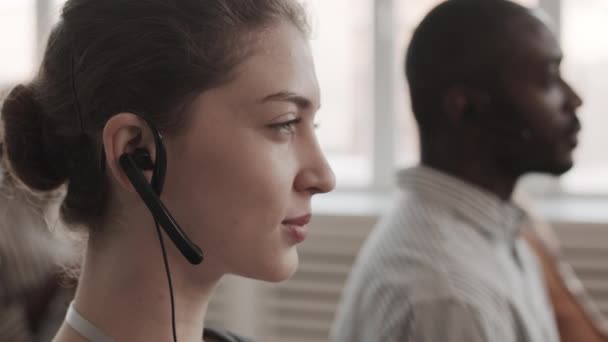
[{"left": 269, "top": 118, "right": 302, "bottom": 134}]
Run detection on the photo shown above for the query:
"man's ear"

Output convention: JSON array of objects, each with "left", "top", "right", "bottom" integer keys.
[
  {"left": 444, "top": 85, "right": 492, "bottom": 124},
  {"left": 443, "top": 85, "right": 473, "bottom": 124},
  {"left": 102, "top": 113, "right": 157, "bottom": 193}
]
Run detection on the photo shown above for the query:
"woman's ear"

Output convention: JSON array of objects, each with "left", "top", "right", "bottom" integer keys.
[{"left": 102, "top": 113, "right": 157, "bottom": 193}]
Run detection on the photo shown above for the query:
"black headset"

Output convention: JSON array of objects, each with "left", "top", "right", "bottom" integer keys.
[
  {"left": 115, "top": 115, "right": 203, "bottom": 342},
  {"left": 73, "top": 49, "right": 200, "bottom": 339},
  {"left": 117, "top": 116, "right": 203, "bottom": 265}
]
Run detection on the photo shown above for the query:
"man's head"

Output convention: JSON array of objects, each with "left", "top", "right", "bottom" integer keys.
[{"left": 406, "top": 0, "right": 582, "bottom": 177}]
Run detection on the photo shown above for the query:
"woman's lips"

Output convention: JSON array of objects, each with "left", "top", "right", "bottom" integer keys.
[
  {"left": 282, "top": 214, "right": 311, "bottom": 243},
  {"left": 282, "top": 214, "right": 311, "bottom": 226}
]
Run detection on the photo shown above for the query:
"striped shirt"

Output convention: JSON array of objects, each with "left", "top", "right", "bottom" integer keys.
[{"left": 331, "top": 165, "right": 559, "bottom": 342}]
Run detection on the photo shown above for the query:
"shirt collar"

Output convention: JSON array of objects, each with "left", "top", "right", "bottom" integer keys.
[{"left": 397, "top": 165, "right": 528, "bottom": 242}]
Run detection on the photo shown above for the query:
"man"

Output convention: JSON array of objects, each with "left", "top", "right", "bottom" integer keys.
[{"left": 331, "top": 0, "right": 605, "bottom": 341}]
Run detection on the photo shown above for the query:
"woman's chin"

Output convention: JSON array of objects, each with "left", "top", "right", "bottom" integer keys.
[{"left": 249, "top": 248, "right": 300, "bottom": 283}]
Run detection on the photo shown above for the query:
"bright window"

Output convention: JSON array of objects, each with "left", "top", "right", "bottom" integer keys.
[
  {"left": 561, "top": 0, "right": 608, "bottom": 193},
  {"left": 0, "top": 0, "right": 36, "bottom": 88},
  {"left": 304, "top": 0, "right": 374, "bottom": 187},
  {"left": 3, "top": 0, "right": 608, "bottom": 196}
]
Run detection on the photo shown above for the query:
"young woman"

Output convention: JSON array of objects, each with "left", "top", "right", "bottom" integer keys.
[{"left": 1, "top": 0, "right": 335, "bottom": 341}]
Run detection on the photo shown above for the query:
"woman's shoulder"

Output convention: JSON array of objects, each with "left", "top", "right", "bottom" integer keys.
[{"left": 203, "top": 327, "right": 253, "bottom": 342}]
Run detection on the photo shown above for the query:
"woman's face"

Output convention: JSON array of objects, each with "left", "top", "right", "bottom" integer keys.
[{"left": 163, "top": 21, "right": 335, "bottom": 282}]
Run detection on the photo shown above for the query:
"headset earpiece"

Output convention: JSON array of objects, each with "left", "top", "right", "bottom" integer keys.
[{"left": 132, "top": 148, "right": 155, "bottom": 170}]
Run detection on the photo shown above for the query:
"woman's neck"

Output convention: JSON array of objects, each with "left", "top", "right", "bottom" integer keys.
[{"left": 56, "top": 231, "right": 220, "bottom": 342}]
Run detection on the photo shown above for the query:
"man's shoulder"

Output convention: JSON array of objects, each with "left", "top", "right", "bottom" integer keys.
[
  {"left": 374, "top": 192, "right": 467, "bottom": 239},
  {"left": 345, "top": 243, "right": 511, "bottom": 312},
  {"left": 355, "top": 198, "right": 473, "bottom": 275}
]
